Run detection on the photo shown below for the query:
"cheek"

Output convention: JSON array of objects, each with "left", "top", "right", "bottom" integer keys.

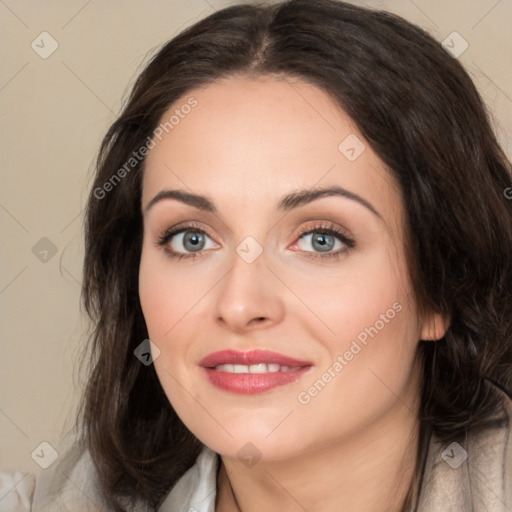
[
  {"left": 291, "top": 246, "right": 419, "bottom": 407},
  {"left": 138, "top": 247, "right": 203, "bottom": 408},
  {"left": 290, "top": 245, "right": 414, "bottom": 349},
  {"left": 138, "top": 245, "right": 212, "bottom": 339}
]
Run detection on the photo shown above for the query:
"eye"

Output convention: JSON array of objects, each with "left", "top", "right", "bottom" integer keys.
[
  {"left": 156, "top": 224, "right": 219, "bottom": 259},
  {"left": 298, "top": 232, "right": 343, "bottom": 252},
  {"left": 156, "top": 222, "right": 354, "bottom": 261},
  {"left": 290, "top": 223, "right": 355, "bottom": 260}
]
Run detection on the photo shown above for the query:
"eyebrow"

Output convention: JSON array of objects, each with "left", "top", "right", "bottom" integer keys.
[{"left": 143, "top": 185, "right": 382, "bottom": 219}]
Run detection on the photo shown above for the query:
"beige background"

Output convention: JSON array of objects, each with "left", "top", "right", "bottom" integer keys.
[{"left": 1, "top": 0, "right": 511, "bottom": 472}]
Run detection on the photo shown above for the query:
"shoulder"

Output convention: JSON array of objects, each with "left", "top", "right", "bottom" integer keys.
[
  {"left": 0, "top": 470, "right": 35, "bottom": 512},
  {"left": 0, "top": 437, "right": 217, "bottom": 512},
  {"left": 418, "top": 383, "right": 512, "bottom": 512},
  {"left": 0, "top": 435, "right": 143, "bottom": 512}
]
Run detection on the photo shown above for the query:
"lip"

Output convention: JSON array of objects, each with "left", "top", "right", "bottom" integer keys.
[
  {"left": 199, "top": 349, "right": 313, "bottom": 394},
  {"left": 199, "top": 349, "right": 312, "bottom": 368}
]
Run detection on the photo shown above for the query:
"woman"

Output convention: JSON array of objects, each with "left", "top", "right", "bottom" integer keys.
[{"left": 2, "top": 0, "right": 511, "bottom": 510}]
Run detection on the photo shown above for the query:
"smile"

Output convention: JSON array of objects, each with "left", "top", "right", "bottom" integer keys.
[
  {"left": 199, "top": 349, "right": 313, "bottom": 394},
  {"left": 213, "top": 363, "right": 303, "bottom": 373}
]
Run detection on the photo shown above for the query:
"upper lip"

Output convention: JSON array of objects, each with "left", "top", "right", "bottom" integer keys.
[{"left": 199, "top": 349, "right": 313, "bottom": 368}]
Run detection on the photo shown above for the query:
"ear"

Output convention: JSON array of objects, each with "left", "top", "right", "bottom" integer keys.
[{"left": 420, "top": 311, "right": 450, "bottom": 341}]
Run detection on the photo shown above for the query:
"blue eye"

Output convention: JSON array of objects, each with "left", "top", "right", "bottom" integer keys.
[
  {"left": 157, "top": 226, "right": 218, "bottom": 259},
  {"left": 297, "top": 231, "right": 343, "bottom": 253},
  {"left": 293, "top": 224, "right": 355, "bottom": 261},
  {"left": 171, "top": 231, "right": 211, "bottom": 253},
  {"left": 156, "top": 223, "right": 355, "bottom": 262}
]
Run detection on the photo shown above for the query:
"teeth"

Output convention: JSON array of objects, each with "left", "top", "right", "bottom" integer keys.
[
  {"left": 249, "top": 363, "right": 267, "bottom": 373},
  {"left": 213, "top": 363, "right": 302, "bottom": 374},
  {"left": 215, "top": 364, "right": 234, "bottom": 372}
]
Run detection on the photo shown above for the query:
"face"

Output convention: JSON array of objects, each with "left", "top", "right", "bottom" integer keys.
[{"left": 139, "top": 75, "right": 440, "bottom": 462}]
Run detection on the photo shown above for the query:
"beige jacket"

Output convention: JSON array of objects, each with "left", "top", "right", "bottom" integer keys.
[{"left": 1, "top": 387, "right": 511, "bottom": 512}]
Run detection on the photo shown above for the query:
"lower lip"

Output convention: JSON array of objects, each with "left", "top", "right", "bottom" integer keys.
[{"left": 202, "top": 367, "right": 312, "bottom": 394}]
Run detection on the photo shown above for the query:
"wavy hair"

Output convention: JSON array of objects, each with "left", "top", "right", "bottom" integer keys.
[{"left": 76, "top": 0, "right": 512, "bottom": 510}]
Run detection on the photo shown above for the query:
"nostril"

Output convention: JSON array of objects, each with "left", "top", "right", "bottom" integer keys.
[{"left": 249, "top": 317, "right": 267, "bottom": 326}]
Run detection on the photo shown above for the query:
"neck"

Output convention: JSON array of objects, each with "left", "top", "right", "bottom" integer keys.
[{"left": 216, "top": 377, "right": 422, "bottom": 512}]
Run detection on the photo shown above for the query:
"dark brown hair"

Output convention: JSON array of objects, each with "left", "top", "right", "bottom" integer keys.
[{"left": 76, "top": 0, "right": 512, "bottom": 510}]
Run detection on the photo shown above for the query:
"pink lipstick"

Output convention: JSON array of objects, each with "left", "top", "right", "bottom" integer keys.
[{"left": 199, "top": 349, "right": 313, "bottom": 394}]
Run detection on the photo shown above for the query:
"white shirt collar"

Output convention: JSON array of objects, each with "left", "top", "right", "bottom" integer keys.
[{"left": 158, "top": 445, "right": 219, "bottom": 512}]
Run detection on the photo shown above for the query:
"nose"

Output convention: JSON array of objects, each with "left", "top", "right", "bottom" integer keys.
[{"left": 212, "top": 249, "right": 285, "bottom": 333}]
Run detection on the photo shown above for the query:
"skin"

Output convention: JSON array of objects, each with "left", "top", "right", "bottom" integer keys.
[{"left": 138, "top": 74, "right": 447, "bottom": 512}]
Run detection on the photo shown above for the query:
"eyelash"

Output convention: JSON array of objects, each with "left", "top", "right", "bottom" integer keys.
[
  {"left": 156, "top": 222, "right": 212, "bottom": 261},
  {"left": 294, "top": 223, "right": 355, "bottom": 261},
  {"left": 156, "top": 222, "right": 355, "bottom": 262}
]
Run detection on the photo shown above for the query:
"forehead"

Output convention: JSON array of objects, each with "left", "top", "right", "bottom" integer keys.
[{"left": 142, "top": 75, "right": 402, "bottom": 227}]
